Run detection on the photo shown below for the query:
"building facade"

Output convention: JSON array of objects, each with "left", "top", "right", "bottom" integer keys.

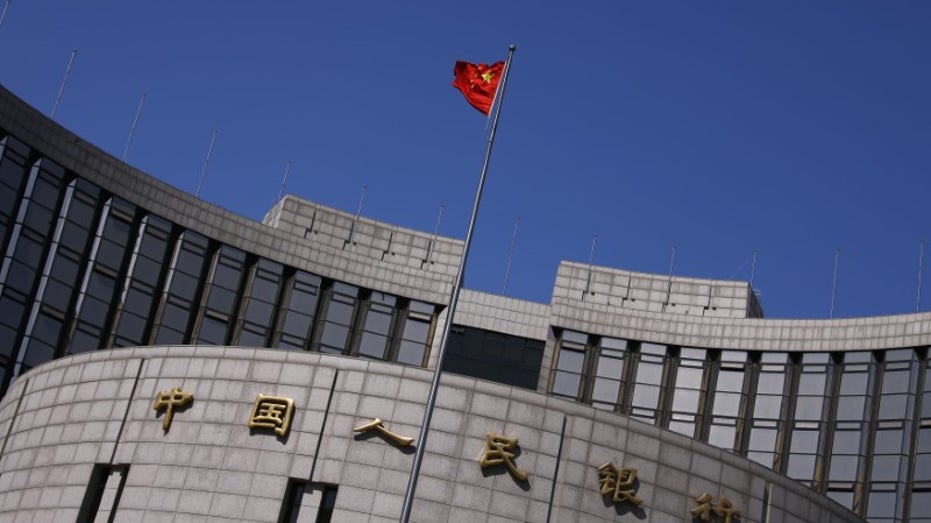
[{"left": 0, "top": 84, "right": 927, "bottom": 521}]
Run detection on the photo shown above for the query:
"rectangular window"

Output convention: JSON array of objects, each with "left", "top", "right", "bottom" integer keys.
[
  {"left": 152, "top": 231, "right": 208, "bottom": 344},
  {"left": 356, "top": 292, "right": 397, "bottom": 360},
  {"left": 275, "top": 270, "right": 321, "bottom": 349},
  {"left": 866, "top": 349, "right": 918, "bottom": 520},
  {"left": 236, "top": 258, "right": 283, "bottom": 347},
  {"left": 315, "top": 282, "right": 359, "bottom": 354},
  {"left": 668, "top": 347, "right": 706, "bottom": 437},
  {"left": 76, "top": 464, "right": 128, "bottom": 523},
  {"left": 394, "top": 300, "right": 434, "bottom": 367},
  {"left": 705, "top": 351, "right": 747, "bottom": 451},
  {"left": 825, "top": 351, "right": 874, "bottom": 508},
  {"left": 630, "top": 342, "right": 668, "bottom": 423},
  {"left": 66, "top": 197, "right": 136, "bottom": 354},
  {"left": 194, "top": 245, "right": 247, "bottom": 344},
  {"left": 278, "top": 479, "right": 338, "bottom": 523},
  {"left": 112, "top": 215, "right": 172, "bottom": 347},
  {"left": 591, "top": 337, "right": 628, "bottom": 411},
  {"left": 786, "top": 353, "right": 830, "bottom": 485},
  {"left": 550, "top": 330, "right": 589, "bottom": 400}
]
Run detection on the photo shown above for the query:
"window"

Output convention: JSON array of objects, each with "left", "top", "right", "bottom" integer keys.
[
  {"left": 112, "top": 215, "right": 172, "bottom": 347},
  {"left": 315, "top": 282, "right": 359, "bottom": 354},
  {"left": 826, "top": 351, "right": 873, "bottom": 507},
  {"left": 550, "top": 330, "right": 589, "bottom": 400},
  {"left": 748, "top": 351, "right": 788, "bottom": 463},
  {"left": 236, "top": 258, "right": 283, "bottom": 347},
  {"left": 443, "top": 322, "right": 543, "bottom": 389},
  {"left": 278, "top": 480, "right": 338, "bottom": 523},
  {"left": 866, "top": 349, "right": 918, "bottom": 521},
  {"left": 708, "top": 350, "right": 747, "bottom": 450},
  {"left": 668, "top": 348, "right": 706, "bottom": 437},
  {"left": 275, "top": 270, "right": 321, "bottom": 349},
  {"left": 355, "top": 292, "right": 397, "bottom": 360},
  {"left": 395, "top": 300, "right": 435, "bottom": 367},
  {"left": 590, "top": 337, "right": 628, "bottom": 411},
  {"left": 76, "top": 464, "right": 128, "bottom": 523},
  {"left": 66, "top": 197, "right": 136, "bottom": 354},
  {"left": 786, "top": 352, "right": 829, "bottom": 485},
  {"left": 630, "top": 342, "right": 668, "bottom": 423},
  {"left": 195, "top": 245, "right": 247, "bottom": 345},
  {"left": 152, "top": 231, "right": 208, "bottom": 344}
]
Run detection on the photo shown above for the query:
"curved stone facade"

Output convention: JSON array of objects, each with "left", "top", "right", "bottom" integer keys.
[{"left": 0, "top": 348, "right": 859, "bottom": 522}]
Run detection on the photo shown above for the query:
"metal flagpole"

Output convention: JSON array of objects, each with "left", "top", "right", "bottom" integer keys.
[
  {"left": 399, "top": 44, "right": 516, "bottom": 523},
  {"left": 502, "top": 215, "right": 519, "bottom": 295},
  {"left": 830, "top": 248, "right": 840, "bottom": 318},
  {"left": 195, "top": 129, "right": 217, "bottom": 197},
  {"left": 51, "top": 49, "right": 77, "bottom": 119},
  {"left": 121, "top": 92, "right": 147, "bottom": 162}
]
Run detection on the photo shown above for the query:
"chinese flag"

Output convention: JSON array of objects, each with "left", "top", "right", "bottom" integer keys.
[{"left": 452, "top": 60, "right": 505, "bottom": 115}]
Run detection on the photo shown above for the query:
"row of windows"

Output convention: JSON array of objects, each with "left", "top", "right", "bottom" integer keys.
[
  {"left": 0, "top": 135, "right": 438, "bottom": 394},
  {"left": 548, "top": 329, "right": 930, "bottom": 521}
]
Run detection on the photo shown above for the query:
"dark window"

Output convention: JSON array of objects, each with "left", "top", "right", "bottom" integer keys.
[
  {"left": 277, "top": 480, "right": 338, "bottom": 523},
  {"left": 276, "top": 270, "right": 321, "bottom": 349},
  {"left": 76, "top": 464, "right": 128, "bottom": 523},
  {"left": 443, "top": 323, "right": 542, "bottom": 389},
  {"left": 316, "top": 283, "right": 358, "bottom": 354}
]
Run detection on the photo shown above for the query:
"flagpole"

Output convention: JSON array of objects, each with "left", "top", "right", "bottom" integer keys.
[{"left": 399, "top": 44, "right": 516, "bottom": 523}]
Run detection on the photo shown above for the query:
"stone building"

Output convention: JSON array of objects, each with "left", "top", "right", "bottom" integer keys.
[{"left": 0, "top": 84, "right": 925, "bottom": 521}]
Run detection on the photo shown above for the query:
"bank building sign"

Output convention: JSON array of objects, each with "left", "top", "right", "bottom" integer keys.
[{"left": 150, "top": 387, "right": 741, "bottom": 519}]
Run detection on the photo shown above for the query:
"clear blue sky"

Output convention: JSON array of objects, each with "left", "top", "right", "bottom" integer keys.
[{"left": 2, "top": 2, "right": 930, "bottom": 319}]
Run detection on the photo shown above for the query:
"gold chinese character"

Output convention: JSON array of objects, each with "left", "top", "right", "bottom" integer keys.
[
  {"left": 713, "top": 497, "right": 741, "bottom": 523},
  {"left": 247, "top": 394, "right": 294, "bottom": 436},
  {"left": 479, "top": 432, "right": 528, "bottom": 481},
  {"left": 152, "top": 386, "right": 193, "bottom": 432},
  {"left": 353, "top": 418, "right": 415, "bottom": 447},
  {"left": 691, "top": 493, "right": 741, "bottom": 523},
  {"left": 597, "top": 462, "right": 643, "bottom": 505},
  {"left": 691, "top": 492, "right": 715, "bottom": 521}
]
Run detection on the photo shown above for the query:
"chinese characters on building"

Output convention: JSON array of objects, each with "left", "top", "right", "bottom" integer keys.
[
  {"left": 353, "top": 418, "right": 415, "bottom": 446},
  {"left": 479, "top": 432, "right": 528, "bottom": 481},
  {"left": 691, "top": 492, "right": 741, "bottom": 523},
  {"left": 150, "top": 388, "right": 742, "bottom": 520},
  {"left": 152, "top": 386, "right": 193, "bottom": 432},
  {"left": 597, "top": 462, "right": 643, "bottom": 505},
  {"left": 247, "top": 394, "right": 295, "bottom": 436}
]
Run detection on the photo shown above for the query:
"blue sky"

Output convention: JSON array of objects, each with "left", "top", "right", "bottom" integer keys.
[{"left": 2, "top": 2, "right": 930, "bottom": 319}]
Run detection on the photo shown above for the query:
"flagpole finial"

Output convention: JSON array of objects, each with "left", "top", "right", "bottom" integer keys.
[{"left": 509, "top": 44, "right": 516, "bottom": 51}]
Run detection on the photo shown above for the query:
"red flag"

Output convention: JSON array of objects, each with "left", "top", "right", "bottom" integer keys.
[{"left": 452, "top": 61, "right": 505, "bottom": 115}]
